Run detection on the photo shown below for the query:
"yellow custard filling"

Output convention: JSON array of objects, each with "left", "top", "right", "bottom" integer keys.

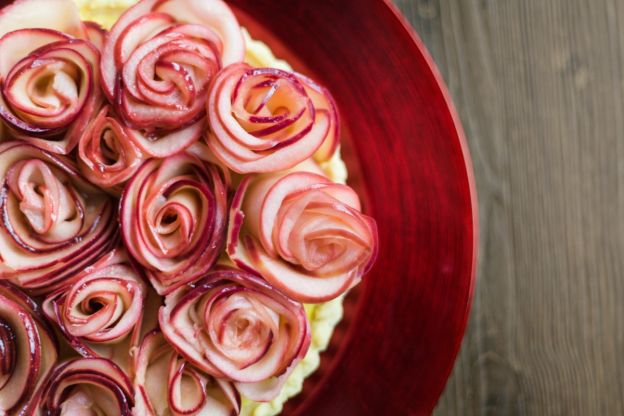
[{"left": 76, "top": 2, "right": 347, "bottom": 415}]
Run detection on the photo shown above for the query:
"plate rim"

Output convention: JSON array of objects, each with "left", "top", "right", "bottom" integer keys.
[{"left": 382, "top": 0, "right": 479, "bottom": 409}]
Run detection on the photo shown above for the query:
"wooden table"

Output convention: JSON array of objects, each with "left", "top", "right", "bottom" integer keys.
[{"left": 394, "top": 1, "right": 624, "bottom": 414}]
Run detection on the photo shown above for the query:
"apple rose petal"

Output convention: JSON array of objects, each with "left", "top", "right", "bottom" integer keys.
[
  {"left": 295, "top": 72, "right": 340, "bottom": 163},
  {"left": 101, "top": 0, "right": 243, "bottom": 157},
  {"left": 84, "top": 21, "right": 107, "bottom": 51},
  {"left": 0, "top": 141, "right": 117, "bottom": 294},
  {"left": 134, "top": 330, "right": 241, "bottom": 415},
  {"left": 120, "top": 152, "right": 227, "bottom": 295},
  {"left": 187, "top": 141, "right": 233, "bottom": 189},
  {"left": 34, "top": 357, "right": 134, "bottom": 415},
  {"left": 159, "top": 267, "right": 310, "bottom": 402},
  {"left": 78, "top": 105, "right": 144, "bottom": 194},
  {"left": 206, "top": 63, "right": 337, "bottom": 173},
  {"left": 0, "top": 0, "right": 87, "bottom": 40},
  {"left": 154, "top": 0, "right": 245, "bottom": 66},
  {"left": 0, "top": 281, "right": 57, "bottom": 414},
  {"left": 42, "top": 247, "right": 148, "bottom": 374},
  {"left": 228, "top": 170, "right": 378, "bottom": 303}
]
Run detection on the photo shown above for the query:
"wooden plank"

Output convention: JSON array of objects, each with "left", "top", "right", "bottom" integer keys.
[{"left": 394, "top": 0, "right": 624, "bottom": 414}]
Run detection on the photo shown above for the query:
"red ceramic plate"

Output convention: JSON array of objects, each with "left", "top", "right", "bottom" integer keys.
[
  {"left": 229, "top": 0, "right": 478, "bottom": 414},
  {"left": 0, "top": 0, "right": 476, "bottom": 413}
]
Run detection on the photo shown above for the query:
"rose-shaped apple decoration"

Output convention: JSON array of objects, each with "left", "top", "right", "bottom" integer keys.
[
  {"left": 228, "top": 167, "right": 378, "bottom": 303},
  {"left": 120, "top": 152, "right": 227, "bottom": 295},
  {"left": 0, "top": 0, "right": 102, "bottom": 154},
  {"left": 206, "top": 63, "right": 339, "bottom": 173},
  {"left": 78, "top": 105, "right": 144, "bottom": 194},
  {"left": 100, "top": 0, "right": 245, "bottom": 157},
  {"left": 42, "top": 248, "right": 147, "bottom": 373},
  {"left": 159, "top": 267, "right": 310, "bottom": 402},
  {"left": 35, "top": 358, "right": 134, "bottom": 415},
  {"left": 134, "top": 330, "right": 241, "bottom": 415},
  {"left": 0, "top": 281, "right": 57, "bottom": 414},
  {"left": 0, "top": 142, "right": 116, "bottom": 294}
]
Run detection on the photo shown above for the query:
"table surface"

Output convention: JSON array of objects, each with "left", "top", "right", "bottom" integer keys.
[{"left": 393, "top": 0, "right": 624, "bottom": 414}]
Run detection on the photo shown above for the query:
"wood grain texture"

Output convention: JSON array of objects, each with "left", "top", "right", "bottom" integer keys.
[{"left": 393, "top": 0, "right": 624, "bottom": 414}]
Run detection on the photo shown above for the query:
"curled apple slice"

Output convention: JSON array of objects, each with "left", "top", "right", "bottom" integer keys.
[
  {"left": 228, "top": 169, "right": 378, "bottom": 303},
  {"left": 78, "top": 105, "right": 144, "bottom": 194},
  {"left": 159, "top": 266, "right": 310, "bottom": 402},
  {"left": 0, "top": 0, "right": 87, "bottom": 40},
  {"left": 0, "top": 142, "right": 117, "bottom": 294},
  {"left": 0, "top": 281, "right": 57, "bottom": 415},
  {"left": 84, "top": 21, "right": 106, "bottom": 51},
  {"left": 35, "top": 358, "right": 134, "bottom": 415},
  {"left": 134, "top": 330, "right": 241, "bottom": 415},
  {"left": 295, "top": 72, "right": 341, "bottom": 163}
]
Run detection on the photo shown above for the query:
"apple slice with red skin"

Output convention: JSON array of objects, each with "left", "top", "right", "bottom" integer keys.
[
  {"left": 134, "top": 330, "right": 241, "bottom": 415},
  {"left": 35, "top": 358, "right": 134, "bottom": 415},
  {"left": 0, "top": 281, "right": 57, "bottom": 415}
]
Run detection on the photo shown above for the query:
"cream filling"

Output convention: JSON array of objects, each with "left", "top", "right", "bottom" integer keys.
[{"left": 76, "top": 3, "right": 347, "bottom": 414}]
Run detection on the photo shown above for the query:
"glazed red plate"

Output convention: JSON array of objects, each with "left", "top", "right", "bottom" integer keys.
[
  {"left": 0, "top": 0, "right": 477, "bottom": 413},
  {"left": 228, "top": 0, "right": 478, "bottom": 414}
]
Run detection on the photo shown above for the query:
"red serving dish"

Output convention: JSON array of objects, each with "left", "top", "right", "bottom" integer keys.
[
  {"left": 228, "top": 0, "right": 478, "bottom": 414},
  {"left": 0, "top": 0, "right": 477, "bottom": 413}
]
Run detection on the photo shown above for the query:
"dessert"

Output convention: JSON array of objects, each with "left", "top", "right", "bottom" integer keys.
[{"left": 0, "top": 0, "right": 378, "bottom": 414}]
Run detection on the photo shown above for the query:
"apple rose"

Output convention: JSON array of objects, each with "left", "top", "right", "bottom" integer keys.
[
  {"left": 42, "top": 248, "right": 147, "bottom": 373},
  {"left": 0, "top": 281, "right": 57, "bottom": 414},
  {"left": 206, "top": 63, "right": 340, "bottom": 173},
  {"left": 0, "top": 142, "right": 117, "bottom": 294},
  {"left": 78, "top": 105, "right": 144, "bottom": 194},
  {"left": 159, "top": 267, "right": 310, "bottom": 402},
  {"left": 207, "top": 64, "right": 340, "bottom": 173},
  {"left": 134, "top": 330, "right": 241, "bottom": 415},
  {"left": 100, "top": 0, "right": 245, "bottom": 157},
  {"left": 0, "top": 0, "right": 102, "bottom": 154},
  {"left": 35, "top": 358, "right": 134, "bottom": 415},
  {"left": 120, "top": 152, "right": 227, "bottom": 295},
  {"left": 228, "top": 168, "right": 378, "bottom": 303}
]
